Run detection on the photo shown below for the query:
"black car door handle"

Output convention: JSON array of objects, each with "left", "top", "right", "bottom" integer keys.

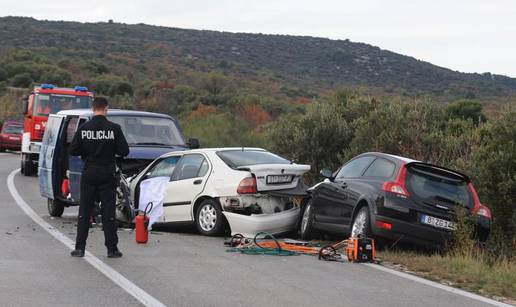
[{"left": 193, "top": 179, "right": 203, "bottom": 185}]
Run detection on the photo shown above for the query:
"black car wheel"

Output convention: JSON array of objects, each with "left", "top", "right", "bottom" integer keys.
[
  {"left": 351, "top": 206, "right": 372, "bottom": 238},
  {"left": 299, "top": 199, "right": 317, "bottom": 240},
  {"left": 195, "top": 199, "right": 224, "bottom": 236},
  {"left": 48, "top": 198, "right": 65, "bottom": 217}
]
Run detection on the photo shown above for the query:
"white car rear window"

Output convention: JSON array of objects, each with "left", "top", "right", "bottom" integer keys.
[{"left": 217, "top": 150, "right": 290, "bottom": 168}]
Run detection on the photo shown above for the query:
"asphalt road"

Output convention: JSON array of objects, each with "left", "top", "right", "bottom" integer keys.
[{"left": 0, "top": 152, "right": 506, "bottom": 307}]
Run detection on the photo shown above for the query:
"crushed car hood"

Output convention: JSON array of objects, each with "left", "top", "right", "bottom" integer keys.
[{"left": 127, "top": 145, "right": 188, "bottom": 160}]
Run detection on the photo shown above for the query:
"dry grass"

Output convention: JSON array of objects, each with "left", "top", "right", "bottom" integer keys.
[{"left": 378, "top": 250, "right": 516, "bottom": 301}]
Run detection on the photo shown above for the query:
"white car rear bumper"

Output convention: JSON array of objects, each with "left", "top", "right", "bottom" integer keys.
[{"left": 222, "top": 207, "right": 300, "bottom": 238}]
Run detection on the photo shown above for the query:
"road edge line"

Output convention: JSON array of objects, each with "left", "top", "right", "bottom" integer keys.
[
  {"left": 7, "top": 169, "right": 167, "bottom": 307},
  {"left": 364, "top": 263, "right": 512, "bottom": 307}
]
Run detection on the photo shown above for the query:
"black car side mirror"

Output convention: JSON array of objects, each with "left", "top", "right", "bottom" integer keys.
[
  {"left": 320, "top": 168, "right": 334, "bottom": 181},
  {"left": 187, "top": 138, "right": 200, "bottom": 149}
]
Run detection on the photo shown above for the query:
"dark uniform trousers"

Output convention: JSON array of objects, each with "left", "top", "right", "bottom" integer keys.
[{"left": 75, "top": 164, "right": 118, "bottom": 251}]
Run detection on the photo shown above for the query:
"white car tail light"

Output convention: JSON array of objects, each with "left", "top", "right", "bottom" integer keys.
[{"left": 237, "top": 176, "right": 257, "bottom": 194}]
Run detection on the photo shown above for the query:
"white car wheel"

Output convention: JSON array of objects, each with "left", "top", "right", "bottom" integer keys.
[
  {"left": 196, "top": 199, "right": 224, "bottom": 236},
  {"left": 199, "top": 204, "right": 217, "bottom": 231}
]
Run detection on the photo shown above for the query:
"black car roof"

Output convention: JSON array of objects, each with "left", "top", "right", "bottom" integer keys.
[
  {"left": 355, "top": 152, "right": 419, "bottom": 164},
  {"left": 356, "top": 152, "right": 470, "bottom": 181}
]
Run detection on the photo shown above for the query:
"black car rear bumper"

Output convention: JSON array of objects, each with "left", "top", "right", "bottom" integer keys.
[
  {"left": 371, "top": 213, "right": 491, "bottom": 248},
  {"left": 371, "top": 214, "right": 450, "bottom": 248}
]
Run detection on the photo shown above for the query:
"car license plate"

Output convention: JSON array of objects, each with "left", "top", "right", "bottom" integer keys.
[
  {"left": 9, "top": 137, "right": 19, "bottom": 140},
  {"left": 420, "top": 214, "right": 455, "bottom": 230},
  {"left": 266, "top": 175, "right": 293, "bottom": 184}
]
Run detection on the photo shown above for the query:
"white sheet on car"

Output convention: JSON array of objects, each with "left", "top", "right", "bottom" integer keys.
[{"left": 138, "top": 176, "right": 169, "bottom": 230}]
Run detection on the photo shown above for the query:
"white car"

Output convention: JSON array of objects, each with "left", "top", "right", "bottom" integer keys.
[{"left": 122, "top": 148, "right": 311, "bottom": 237}]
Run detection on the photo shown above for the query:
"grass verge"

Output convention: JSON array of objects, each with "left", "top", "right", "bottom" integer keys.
[{"left": 377, "top": 250, "right": 516, "bottom": 303}]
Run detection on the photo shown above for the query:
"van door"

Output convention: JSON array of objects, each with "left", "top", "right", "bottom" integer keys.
[
  {"left": 69, "top": 117, "right": 88, "bottom": 202},
  {"left": 39, "top": 115, "right": 65, "bottom": 199}
]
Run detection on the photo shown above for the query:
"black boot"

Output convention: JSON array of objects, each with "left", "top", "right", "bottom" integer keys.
[
  {"left": 71, "top": 249, "right": 85, "bottom": 257},
  {"left": 107, "top": 249, "right": 123, "bottom": 258}
]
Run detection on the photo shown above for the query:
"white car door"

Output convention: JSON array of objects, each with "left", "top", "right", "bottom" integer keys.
[{"left": 163, "top": 153, "right": 210, "bottom": 222}]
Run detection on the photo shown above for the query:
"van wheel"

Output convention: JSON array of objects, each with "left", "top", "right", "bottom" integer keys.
[
  {"left": 299, "top": 199, "right": 317, "bottom": 240},
  {"left": 195, "top": 199, "right": 224, "bottom": 236},
  {"left": 351, "top": 206, "right": 372, "bottom": 238},
  {"left": 48, "top": 198, "right": 65, "bottom": 217}
]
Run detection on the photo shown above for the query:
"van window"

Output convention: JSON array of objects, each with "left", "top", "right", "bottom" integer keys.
[
  {"left": 42, "top": 116, "right": 60, "bottom": 145},
  {"left": 66, "top": 117, "right": 79, "bottom": 143},
  {"left": 108, "top": 115, "right": 185, "bottom": 147}
]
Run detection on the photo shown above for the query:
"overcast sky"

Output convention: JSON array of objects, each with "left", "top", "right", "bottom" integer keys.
[{"left": 2, "top": 0, "right": 515, "bottom": 77}]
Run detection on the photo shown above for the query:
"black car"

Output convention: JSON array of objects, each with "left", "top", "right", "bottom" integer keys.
[{"left": 299, "top": 152, "right": 491, "bottom": 248}]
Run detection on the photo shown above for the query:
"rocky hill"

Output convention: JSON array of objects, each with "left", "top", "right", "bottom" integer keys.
[{"left": 1, "top": 16, "right": 515, "bottom": 101}]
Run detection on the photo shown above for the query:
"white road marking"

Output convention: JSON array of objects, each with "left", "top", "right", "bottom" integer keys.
[
  {"left": 364, "top": 264, "right": 512, "bottom": 307},
  {"left": 7, "top": 169, "right": 167, "bottom": 307}
]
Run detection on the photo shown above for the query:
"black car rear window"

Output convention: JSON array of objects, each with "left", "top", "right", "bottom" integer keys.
[
  {"left": 406, "top": 165, "right": 473, "bottom": 208},
  {"left": 217, "top": 150, "right": 290, "bottom": 168}
]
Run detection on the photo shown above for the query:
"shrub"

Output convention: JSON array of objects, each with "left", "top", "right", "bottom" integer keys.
[{"left": 10, "top": 73, "right": 33, "bottom": 88}]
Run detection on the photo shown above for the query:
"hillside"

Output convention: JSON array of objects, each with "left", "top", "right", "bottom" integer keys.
[{"left": 1, "top": 16, "right": 516, "bottom": 101}]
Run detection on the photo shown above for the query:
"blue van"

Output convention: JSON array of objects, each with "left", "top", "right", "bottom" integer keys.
[{"left": 38, "top": 109, "right": 198, "bottom": 217}]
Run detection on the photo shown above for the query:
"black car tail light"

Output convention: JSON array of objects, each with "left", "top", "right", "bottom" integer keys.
[
  {"left": 382, "top": 164, "right": 410, "bottom": 198},
  {"left": 468, "top": 182, "right": 492, "bottom": 219}
]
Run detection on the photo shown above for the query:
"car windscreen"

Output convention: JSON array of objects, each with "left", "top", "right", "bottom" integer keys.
[
  {"left": 34, "top": 94, "right": 92, "bottom": 116},
  {"left": 405, "top": 165, "right": 473, "bottom": 208},
  {"left": 108, "top": 115, "right": 185, "bottom": 146},
  {"left": 216, "top": 150, "right": 290, "bottom": 168},
  {"left": 2, "top": 124, "right": 23, "bottom": 134}
]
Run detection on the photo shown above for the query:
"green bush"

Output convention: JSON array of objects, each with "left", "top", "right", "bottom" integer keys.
[
  {"left": 10, "top": 73, "right": 33, "bottom": 88},
  {"left": 182, "top": 113, "right": 265, "bottom": 148},
  {"left": 469, "top": 107, "right": 516, "bottom": 251},
  {"left": 445, "top": 100, "right": 486, "bottom": 124}
]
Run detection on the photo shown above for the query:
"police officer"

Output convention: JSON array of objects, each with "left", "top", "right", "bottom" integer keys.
[{"left": 69, "top": 97, "right": 129, "bottom": 258}]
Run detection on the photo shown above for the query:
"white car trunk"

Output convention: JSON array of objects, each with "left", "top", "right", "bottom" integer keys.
[{"left": 240, "top": 164, "right": 310, "bottom": 191}]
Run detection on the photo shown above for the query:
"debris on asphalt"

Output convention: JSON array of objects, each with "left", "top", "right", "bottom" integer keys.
[
  {"left": 226, "top": 232, "right": 377, "bottom": 263},
  {"left": 226, "top": 232, "right": 315, "bottom": 256},
  {"left": 5, "top": 232, "right": 12, "bottom": 235}
]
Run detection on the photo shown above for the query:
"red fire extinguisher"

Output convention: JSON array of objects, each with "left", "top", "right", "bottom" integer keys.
[
  {"left": 61, "top": 178, "right": 70, "bottom": 197},
  {"left": 135, "top": 202, "right": 153, "bottom": 244}
]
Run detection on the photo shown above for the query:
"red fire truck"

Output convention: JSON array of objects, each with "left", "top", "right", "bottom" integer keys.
[{"left": 21, "top": 84, "right": 94, "bottom": 176}]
